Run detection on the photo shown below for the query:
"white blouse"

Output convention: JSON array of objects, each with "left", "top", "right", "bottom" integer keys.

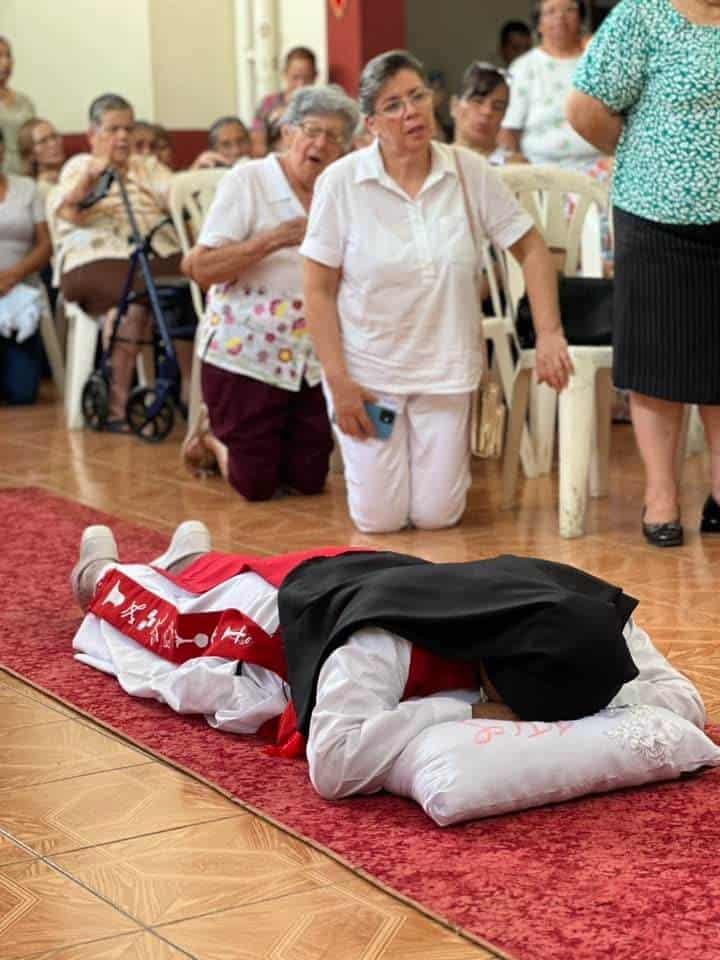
[{"left": 300, "top": 140, "right": 533, "bottom": 395}]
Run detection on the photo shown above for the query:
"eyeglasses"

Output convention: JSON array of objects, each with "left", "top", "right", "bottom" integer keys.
[
  {"left": 297, "top": 121, "right": 346, "bottom": 147},
  {"left": 540, "top": 3, "right": 580, "bottom": 18},
  {"left": 376, "top": 88, "right": 433, "bottom": 119}
]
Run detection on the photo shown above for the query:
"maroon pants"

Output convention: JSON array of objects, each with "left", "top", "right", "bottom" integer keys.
[{"left": 201, "top": 362, "right": 333, "bottom": 501}]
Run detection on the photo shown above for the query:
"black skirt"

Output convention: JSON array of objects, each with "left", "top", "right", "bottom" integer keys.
[{"left": 613, "top": 208, "right": 720, "bottom": 405}]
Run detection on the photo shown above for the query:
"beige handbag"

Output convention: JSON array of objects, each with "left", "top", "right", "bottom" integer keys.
[{"left": 454, "top": 151, "right": 507, "bottom": 460}]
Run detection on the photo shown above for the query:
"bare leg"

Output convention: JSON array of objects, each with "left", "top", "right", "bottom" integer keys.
[
  {"left": 699, "top": 404, "right": 720, "bottom": 502},
  {"left": 173, "top": 339, "right": 194, "bottom": 407},
  {"left": 203, "top": 432, "right": 229, "bottom": 481},
  {"left": 630, "top": 391, "right": 685, "bottom": 523},
  {"left": 106, "top": 304, "right": 152, "bottom": 422}
]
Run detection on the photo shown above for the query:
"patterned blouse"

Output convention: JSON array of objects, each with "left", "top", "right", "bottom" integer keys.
[
  {"left": 51, "top": 154, "right": 180, "bottom": 275},
  {"left": 573, "top": 0, "right": 720, "bottom": 224},
  {"left": 197, "top": 155, "right": 321, "bottom": 393}
]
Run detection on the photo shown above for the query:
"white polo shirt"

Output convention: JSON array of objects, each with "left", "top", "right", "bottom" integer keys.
[
  {"left": 197, "top": 155, "right": 321, "bottom": 391},
  {"left": 300, "top": 140, "right": 533, "bottom": 394}
]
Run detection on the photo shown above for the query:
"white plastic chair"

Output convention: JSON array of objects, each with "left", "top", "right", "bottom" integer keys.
[
  {"left": 167, "top": 167, "right": 228, "bottom": 441},
  {"left": 497, "top": 165, "right": 613, "bottom": 538},
  {"left": 46, "top": 186, "right": 103, "bottom": 429}
]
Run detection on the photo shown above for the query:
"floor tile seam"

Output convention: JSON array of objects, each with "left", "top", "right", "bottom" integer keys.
[
  {"left": 13, "top": 928, "right": 201, "bottom": 960},
  {"left": 41, "top": 812, "right": 250, "bottom": 861},
  {"left": 3, "top": 761, "right": 154, "bottom": 792},
  {"left": 1, "top": 718, "right": 75, "bottom": 735},
  {"left": 0, "top": 825, "right": 40, "bottom": 862},
  {"left": 148, "top": 881, "right": 364, "bottom": 934}
]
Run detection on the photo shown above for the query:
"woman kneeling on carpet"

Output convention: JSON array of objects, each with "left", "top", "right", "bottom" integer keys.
[
  {"left": 181, "top": 86, "right": 359, "bottom": 501},
  {"left": 69, "top": 525, "right": 714, "bottom": 823}
]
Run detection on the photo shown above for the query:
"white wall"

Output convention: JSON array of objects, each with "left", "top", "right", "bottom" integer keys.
[
  {"left": 277, "top": 0, "right": 327, "bottom": 83},
  {"left": 149, "top": 0, "right": 237, "bottom": 127},
  {"left": 0, "top": 0, "right": 155, "bottom": 132}
]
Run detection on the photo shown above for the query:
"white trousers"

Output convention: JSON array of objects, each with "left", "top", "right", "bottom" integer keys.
[{"left": 327, "top": 388, "right": 473, "bottom": 534}]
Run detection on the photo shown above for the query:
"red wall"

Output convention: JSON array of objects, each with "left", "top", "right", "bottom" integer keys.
[{"left": 327, "top": 0, "right": 405, "bottom": 96}]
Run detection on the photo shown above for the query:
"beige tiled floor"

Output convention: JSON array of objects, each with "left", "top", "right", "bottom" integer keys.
[{"left": 0, "top": 388, "right": 718, "bottom": 959}]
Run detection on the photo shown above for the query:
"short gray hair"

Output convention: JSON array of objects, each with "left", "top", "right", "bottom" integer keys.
[
  {"left": 89, "top": 93, "right": 133, "bottom": 128},
  {"left": 359, "top": 50, "right": 426, "bottom": 116},
  {"left": 281, "top": 85, "right": 360, "bottom": 148}
]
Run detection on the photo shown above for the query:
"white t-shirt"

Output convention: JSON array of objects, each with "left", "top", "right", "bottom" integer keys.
[
  {"left": 0, "top": 175, "right": 45, "bottom": 272},
  {"left": 300, "top": 139, "right": 533, "bottom": 394},
  {"left": 197, "top": 155, "right": 321, "bottom": 390},
  {"left": 502, "top": 47, "right": 601, "bottom": 169}
]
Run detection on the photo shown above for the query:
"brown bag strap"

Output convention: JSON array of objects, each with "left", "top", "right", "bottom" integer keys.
[{"left": 454, "top": 149, "right": 479, "bottom": 258}]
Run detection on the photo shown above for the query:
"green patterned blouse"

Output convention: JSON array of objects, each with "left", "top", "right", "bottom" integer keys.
[{"left": 573, "top": 0, "right": 720, "bottom": 224}]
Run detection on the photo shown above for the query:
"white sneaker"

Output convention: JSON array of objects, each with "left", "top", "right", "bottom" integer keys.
[
  {"left": 151, "top": 521, "right": 212, "bottom": 571},
  {"left": 70, "top": 525, "right": 119, "bottom": 609}
]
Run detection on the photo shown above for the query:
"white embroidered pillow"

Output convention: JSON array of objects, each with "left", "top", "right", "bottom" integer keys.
[{"left": 385, "top": 705, "right": 720, "bottom": 827}]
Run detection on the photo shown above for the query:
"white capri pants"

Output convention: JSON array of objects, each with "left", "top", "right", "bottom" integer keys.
[{"left": 326, "top": 388, "right": 473, "bottom": 534}]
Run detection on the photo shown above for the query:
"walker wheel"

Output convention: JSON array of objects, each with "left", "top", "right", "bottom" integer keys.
[
  {"left": 81, "top": 373, "right": 110, "bottom": 431},
  {"left": 126, "top": 385, "right": 175, "bottom": 443}
]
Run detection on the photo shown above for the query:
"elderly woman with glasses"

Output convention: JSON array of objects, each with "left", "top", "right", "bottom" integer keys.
[
  {"left": 182, "top": 85, "right": 359, "bottom": 501},
  {"left": 302, "top": 50, "right": 571, "bottom": 534},
  {"left": 498, "top": 1, "right": 602, "bottom": 172}
]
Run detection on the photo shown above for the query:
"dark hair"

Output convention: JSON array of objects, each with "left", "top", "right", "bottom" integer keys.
[
  {"left": 283, "top": 46, "right": 317, "bottom": 72},
  {"left": 500, "top": 20, "right": 531, "bottom": 47},
  {"left": 459, "top": 62, "right": 509, "bottom": 101},
  {"left": 359, "top": 49, "right": 426, "bottom": 115},
  {"left": 208, "top": 116, "right": 249, "bottom": 149},
  {"left": 88, "top": 93, "right": 133, "bottom": 127},
  {"left": 531, "top": 0, "right": 587, "bottom": 28},
  {"left": 0, "top": 126, "right": 4, "bottom": 145}
]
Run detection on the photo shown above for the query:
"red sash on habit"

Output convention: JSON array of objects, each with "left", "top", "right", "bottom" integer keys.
[{"left": 90, "top": 547, "right": 478, "bottom": 758}]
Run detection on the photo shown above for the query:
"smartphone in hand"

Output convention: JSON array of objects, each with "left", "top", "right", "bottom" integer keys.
[{"left": 364, "top": 401, "right": 397, "bottom": 441}]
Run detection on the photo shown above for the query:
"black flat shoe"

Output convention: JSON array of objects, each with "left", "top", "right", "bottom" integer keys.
[
  {"left": 642, "top": 508, "right": 684, "bottom": 548},
  {"left": 700, "top": 495, "right": 720, "bottom": 534}
]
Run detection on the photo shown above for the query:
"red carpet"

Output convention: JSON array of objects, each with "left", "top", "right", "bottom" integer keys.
[{"left": 2, "top": 487, "right": 719, "bottom": 960}]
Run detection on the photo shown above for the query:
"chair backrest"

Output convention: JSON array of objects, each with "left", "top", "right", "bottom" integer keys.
[
  {"left": 497, "top": 164, "right": 610, "bottom": 279},
  {"left": 167, "top": 167, "right": 229, "bottom": 318}
]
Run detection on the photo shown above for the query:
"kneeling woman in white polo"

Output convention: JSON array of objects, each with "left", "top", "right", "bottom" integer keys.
[{"left": 302, "top": 50, "right": 572, "bottom": 534}]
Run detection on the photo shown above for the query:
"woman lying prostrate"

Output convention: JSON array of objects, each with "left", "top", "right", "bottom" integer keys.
[{"left": 70, "top": 524, "right": 706, "bottom": 804}]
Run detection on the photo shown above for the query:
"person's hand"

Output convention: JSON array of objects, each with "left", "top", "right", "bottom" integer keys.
[
  {"left": 191, "top": 150, "right": 229, "bottom": 170},
  {"left": 535, "top": 330, "right": 574, "bottom": 392},
  {"left": 471, "top": 701, "right": 519, "bottom": 721},
  {"left": 329, "top": 376, "right": 377, "bottom": 440},
  {"left": 270, "top": 217, "right": 308, "bottom": 250},
  {"left": 86, "top": 153, "right": 113, "bottom": 180},
  {"left": 0, "top": 267, "right": 21, "bottom": 296}
]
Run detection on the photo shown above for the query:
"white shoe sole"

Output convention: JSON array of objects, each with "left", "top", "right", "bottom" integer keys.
[
  {"left": 151, "top": 520, "right": 212, "bottom": 571},
  {"left": 70, "top": 525, "right": 119, "bottom": 607}
]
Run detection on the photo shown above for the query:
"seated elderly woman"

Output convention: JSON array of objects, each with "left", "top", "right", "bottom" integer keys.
[
  {"left": 302, "top": 50, "right": 572, "bottom": 534},
  {"left": 51, "top": 93, "right": 193, "bottom": 432},
  {"left": 17, "top": 117, "right": 66, "bottom": 202},
  {"left": 498, "top": 0, "right": 603, "bottom": 173},
  {"left": 251, "top": 47, "right": 318, "bottom": 157},
  {"left": 192, "top": 116, "right": 252, "bottom": 170},
  {"left": 0, "top": 127, "right": 52, "bottom": 404},
  {"left": 452, "top": 61, "right": 526, "bottom": 165},
  {"left": 182, "top": 86, "right": 359, "bottom": 500}
]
